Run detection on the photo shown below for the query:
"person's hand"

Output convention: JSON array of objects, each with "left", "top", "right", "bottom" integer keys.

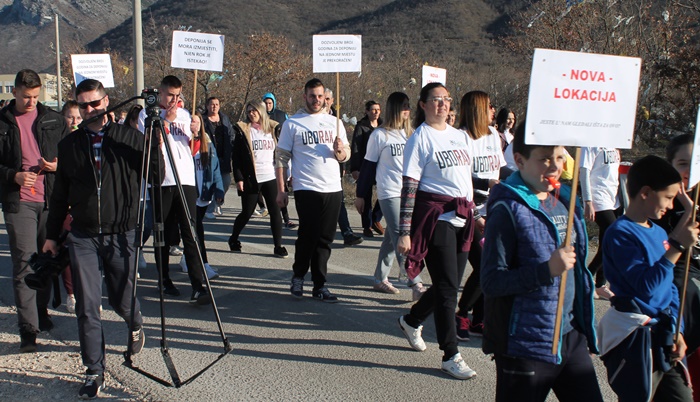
[
  {"left": 351, "top": 171, "right": 359, "bottom": 181},
  {"left": 333, "top": 136, "right": 345, "bottom": 159},
  {"left": 277, "top": 192, "right": 288, "bottom": 208},
  {"left": 237, "top": 181, "right": 244, "bottom": 192},
  {"left": 584, "top": 201, "right": 595, "bottom": 222},
  {"left": 42, "top": 239, "right": 59, "bottom": 256},
  {"left": 354, "top": 198, "right": 365, "bottom": 214},
  {"left": 671, "top": 333, "right": 688, "bottom": 363},
  {"left": 488, "top": 179, "right": 499, "bottom": 188},
  {"left": 397, "top": 235, "right": 411, "bottom": 255},
  {"left": 548, "top": 245, "right": 576, "bottom": 277},
  {"left": 671, "top": 220, "right": 700, "bottom": 249},
  {"left": 677, "top": 185, "right": 693, "bottom": 212},
  {"left": 14, "top": 171, "right": 37, "bottom": 187},
  {"left": 475, "top": 217, "right": 486, "bottom": 234},
  {"left": 39, "top": 157, "right": 57, "bottom": 173}
]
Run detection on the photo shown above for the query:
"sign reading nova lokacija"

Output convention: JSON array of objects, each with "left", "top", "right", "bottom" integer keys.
[
  {"left": 525, "top": 48, "right": 642, "bottom": 149},
  {"left": 171, "top": 31, "right": 225, "bottom": 72},
  {"left": 313, "top": 35, "right": 362, "bottom": 73},
  {"left": 71, "top": 54, "right": 115, "bottom": 88}
]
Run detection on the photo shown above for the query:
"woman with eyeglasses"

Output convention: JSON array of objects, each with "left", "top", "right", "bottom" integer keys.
[
  {"left": 396, "top": 83, "right": 477, "bottom": 380},
  {"left": 229, "top": 101, "right": 287, "bottom": 258},
  {"left": 354, "top": 92, "right": 426, "bottom": 298},
  {"left": 454, "top": 91, "right": 510, "bottom": 342}
]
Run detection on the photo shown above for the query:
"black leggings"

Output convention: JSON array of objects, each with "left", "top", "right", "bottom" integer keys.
[
  {"left": 457, "top": 228, "right": 483, "bottom": 323},
  {"left": 230, "top": 179, "right": 282, "bottom": 248},
  {"left": 588, "top": 208, "right": 620, "bottom": 288}
]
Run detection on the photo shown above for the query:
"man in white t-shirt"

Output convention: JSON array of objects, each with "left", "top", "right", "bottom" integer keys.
[
  {"left": 138, "top": 75, "right": 210, "bottom": 305},
  {"left": 275, "top": 78, "right": 351, "bottom": 302}
]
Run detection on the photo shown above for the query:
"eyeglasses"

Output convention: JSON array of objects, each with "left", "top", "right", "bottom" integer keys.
[
  {"left": 77, "top": 96, "right": 106, "bottom": 109},
  {"left": 427, "top": 96, "right": 452, "bottom": 104}
]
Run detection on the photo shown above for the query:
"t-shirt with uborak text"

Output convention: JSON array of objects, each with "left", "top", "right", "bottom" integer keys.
[
  {"left": 403, "top": 123, "right": 473, "bottom": 227},
  {"left": 250, "top": 125, "right": 276, "bottom": 183},
  {"left": 580, "top": 147, "right": 620, "bottom": 211},
  {"left": 464, "top": 126, "right": 506, "bottom": 211},
  {"left": 277, "top": 111, "right": 349, "bottom": 193},
  {"left": 363, "top": 128, "right": 407, "bottom": 200}
]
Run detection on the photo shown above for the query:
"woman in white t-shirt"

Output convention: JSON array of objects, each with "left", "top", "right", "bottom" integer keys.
[
  {"left": 455, "top": 91, "right": 506, "bottom": 340},
  {"left": 396, "top": 83, "right": 477, "bottom": 380},
  {"left": 229, "top": 101, "right": 287, "bottom": 258},
  {"left": 190, "top": 112, "right": 224, "bottom": 280},
  {"left": 580, "top": 146, "right": 621, "bottom": 300},
  {"left": 495, "top": 108, "right": 516, "bottom": 151},
  {"left": 354, "top": 92, "right": 425, "bottom": 298}
]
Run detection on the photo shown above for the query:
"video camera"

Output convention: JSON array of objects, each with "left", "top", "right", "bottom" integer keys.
[{"left": 24, "top": 245, "right": 71, "bottom": 291}]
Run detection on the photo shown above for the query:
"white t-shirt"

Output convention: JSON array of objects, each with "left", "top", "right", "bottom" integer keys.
[
  {"left": 277, "top": 111, "right": 349, "bottom": 193},
  {"left": 250, "top": 126, "right": 276, "bottom": 183},
  {"left": 465, "top": 126, "right": 506, "bottom": 200},
  {"left": 138, "top": 108, "right": 196, "bottom": 187},
  {"left": 403, "top": 123, "right": 473, "bottom": 227},
  {"left": 364, "top": 128, "right": 407, "bottom": 200},
  {"left": 581, "top": 147, "right": 620, "bottom": 211}
]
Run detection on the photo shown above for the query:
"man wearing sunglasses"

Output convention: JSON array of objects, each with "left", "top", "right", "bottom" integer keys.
[
  {"left": 0, "top": 69, "right": 69, "bottom": 354},
  {"left": 43, "top": 78, "right": 164, "bottom": 399}
]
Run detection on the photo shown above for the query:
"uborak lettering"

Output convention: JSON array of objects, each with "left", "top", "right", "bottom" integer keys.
[
  {"left": 301, "top": 130, "right": 335, "bottom": 145},
  {"left": 603, "top": 149, "right": 620, "bottom": 164},
  {"left": 435, "top": 149, "right": 470, "bottom": 169},
  {"left": 472, "top": 155, "right": 501, "bottom": 174},
  {"left": 252, "top": 139, "right": 274, "bottom": 151},
  {"left": 389, "top": 144, "right": 404, "bottom": 156}
]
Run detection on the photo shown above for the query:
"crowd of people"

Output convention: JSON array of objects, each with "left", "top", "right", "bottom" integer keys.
[{"left": 1, "top": 68, "right": 700, "bottom": 401}]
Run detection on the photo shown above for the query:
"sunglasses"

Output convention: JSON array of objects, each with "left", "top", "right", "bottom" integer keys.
[{"left": 77, "top": 95, "right": 106, "bottom": 109}]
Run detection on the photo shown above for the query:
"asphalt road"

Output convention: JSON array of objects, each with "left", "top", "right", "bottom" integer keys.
[{"left": 0, "top": 193, "right": 618, "bottom": 401}]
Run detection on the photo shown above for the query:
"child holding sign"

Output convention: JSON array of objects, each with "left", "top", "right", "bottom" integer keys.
[
  {"left": 599, "top": 155, "right": 697, "bottom": 401},
  {"left": 481, "top": 124, "right": 602, "bottom": 402}
]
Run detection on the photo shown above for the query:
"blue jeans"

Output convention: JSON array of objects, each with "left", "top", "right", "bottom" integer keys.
[{"left": 374, "top": 198, "right": 421, "bottom": 284}]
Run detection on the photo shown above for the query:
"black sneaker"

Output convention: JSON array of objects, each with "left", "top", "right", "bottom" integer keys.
[
  {"left": 343, "top": 233, "right": 363, "bottom": 246},
  {"left": 455, "top": 315, "right": 471, "bottom": 342},
  {"left": 190, "top": 287, "right": 212, "bottom": 305},
  {"left": 19, "top": 332, "right": 37, "bottom": 353},
  {"left": 163, "top": 279, "right": 180, "bottom": 297},
  {"left": 312, "top": 287, "right": 339, "bottom": 303},
  {"left": 290, "top": 276, "right": 304, "bottom": 299},
  {"left": 130, "top": 327, "right": 145, "bottom": 355},
  {"left": 285, "top": 220, "right": 297, "bottom": 229},
  {"left": 228, "top": 238, "right": 242, "bottom": 252},
  {"left": 363, "top": 228, "right": 374, "bottom": 238},
  {"left": 78, "top": 373, "right": 104, "bottom": 399},
  {"left": 38, "top": 311, "right": 54, "bottom": 332},
  {"left": 274, "top": 246, "right": 289, "bottom": 258}
]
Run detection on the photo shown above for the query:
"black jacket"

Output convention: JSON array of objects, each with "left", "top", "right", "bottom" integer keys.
[
  {"left": 46, "top": 122, "right": 164, "bottom": 240},
  {"left": 203, "top": 112, "right": 234, "bottom": 175},
  {"left": 350, "top": 116, "right": 382, "bottom": 173},
  {"left": 231, "top": 121, "right": 279, "bottom": 195},
  {"left": 0, "top": 101, "right": 69, "bottom": 213}
]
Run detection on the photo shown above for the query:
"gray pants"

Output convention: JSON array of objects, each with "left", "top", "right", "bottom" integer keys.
[
  {"left": 4, "top": 202, "right": 51, "bottom": 335},
  {"left": 374, "top": 198, "right": 421, "bottom": 285},
  {"left": 67, "top": 229, "right": 143, "bottom": 375}
]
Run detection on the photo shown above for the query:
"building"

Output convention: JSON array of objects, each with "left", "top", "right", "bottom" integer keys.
[{"left": 0, "top": 73, "right": 59, "bottom": 110}]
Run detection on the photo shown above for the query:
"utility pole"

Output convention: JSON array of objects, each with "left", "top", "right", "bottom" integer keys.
[
  {"left": 55, "top": 14, "right": 62, "bottom": 108},
  {"left": 133, "top": 0, "right": 145, "bottom": 105}
]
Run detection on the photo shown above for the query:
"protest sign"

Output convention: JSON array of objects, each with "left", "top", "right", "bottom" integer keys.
[
  {"left": 421, "top": 65, "right": 446, "bottom": 87},
  {"left": 71, "top": 54, "right": 114, "bottom": 88},
  {"left": 687, "top": 106, "right": 700, "bottom": 189},
  {"left": 171, "top": 31, "right": 225, "bottom": 72},
  {"left": 313, "top": 35, "right": 362, "bottom": 73},
  {"left": 525, "top": 48, "right": 642, "bottom": 149}
]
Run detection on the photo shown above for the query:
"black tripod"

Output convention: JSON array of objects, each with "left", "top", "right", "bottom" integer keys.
[{"left": 92, "top": 91, "right": 232, "bottom": 387}]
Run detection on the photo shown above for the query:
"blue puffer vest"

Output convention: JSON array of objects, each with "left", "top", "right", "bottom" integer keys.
[{"left": 485, "top": 172, "right": 598, "bottom": 364}]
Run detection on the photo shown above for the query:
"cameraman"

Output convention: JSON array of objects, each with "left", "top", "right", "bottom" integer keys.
[{"left": 42, "top": 79, "right": 164, "bottom": 399}]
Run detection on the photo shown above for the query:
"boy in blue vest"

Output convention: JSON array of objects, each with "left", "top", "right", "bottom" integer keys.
[
  {"left": 599, "top": 155, "right": 697, "bottom": 401},
  {"left": 481, "top": 124, "right": 602, "bottom": 402}
]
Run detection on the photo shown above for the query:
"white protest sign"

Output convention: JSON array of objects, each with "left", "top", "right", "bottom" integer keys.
[
  {"left": 71, "top": 54, "right": 114, "bottom": 88},
  {"left": 422, "top": 65, "right": 447, "bottom": 87},
  {"left": 171, "top": 31, "right": 225, "bottom": 72},
  {"left": 313, "top": 35, "right": 362, "bottom": 73},
  {"left": 525, "top": 48, "right": 641, "bottom": 149},
  {"left": 687, "top": 106, "right": 700, "bottom": 189}
]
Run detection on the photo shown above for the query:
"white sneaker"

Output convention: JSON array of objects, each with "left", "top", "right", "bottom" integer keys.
[
  {"left": 260, "top": 208, "right": 269, "bottom": 217},
  {"left": 179, "top": 255, "right": 188, "bottom": 273},
  {"left": 205, "top": 263, "right": 219, "bottom": 280},
  {"left": 398, "top": 316, "right": 427, "bottom": 351},
  {"left": 66, "top": 294, "right": 76, "bottom": 314},
  {"left": 138, "top": 251, "right": 147, "bottom": 270},
  {"left": 214, "top": 205, "right": 223, "bottom": 216},
  {"left": 412, "top": 283, "right": 427, "bottom": 301},
  {"left": 252, "top": 209, "right": 262, "bottom": 217},
  {"left": 441, "top": 353, "right": 477, "bottom": 380},
  {"left": 204, "top": 212, "right": 216, "bottom": 220}
]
